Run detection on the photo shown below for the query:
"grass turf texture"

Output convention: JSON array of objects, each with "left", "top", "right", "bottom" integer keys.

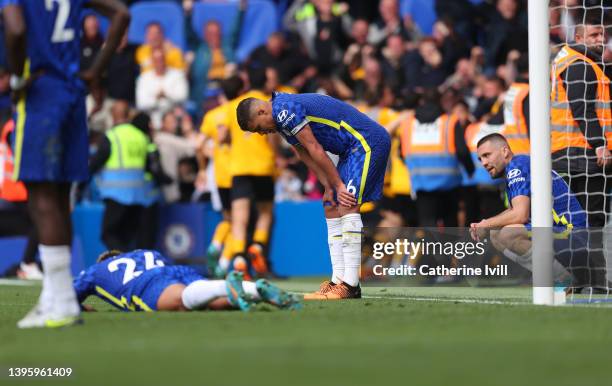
[{"left": 1, "top": 279, "right": 612, "bottom": 386}]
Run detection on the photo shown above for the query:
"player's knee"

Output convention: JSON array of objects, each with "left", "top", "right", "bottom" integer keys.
[
  {"left": 324, "top": 205, "right": 339, "bottom": 218},
  {"left": 490, "top": 229, "right": 505, "bottom": 251},
  {"left": 158, "top": 284, "right": 187, "bottom": 311},
  {"left": 497, "top": 225, "right": 527, "bottom": 253},
  {"left": 255, "top": 201, "right": 273, "bottom": 214},
  {"left": 338, "top": 205, "right": 360, "bottom": 217}
]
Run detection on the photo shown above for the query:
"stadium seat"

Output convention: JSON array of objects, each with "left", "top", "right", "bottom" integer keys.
[
  {"left": 400, "top": 0, "right": 437, "bottom": 36},
  {"left": 128, "top": 1, "right": 185, "bottom": 50},
  {"left": 191, "top": 0, "right": 277, "bottom": 63}
]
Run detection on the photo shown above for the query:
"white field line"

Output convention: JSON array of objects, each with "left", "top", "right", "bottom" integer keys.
[
  {"left": 294, "top": 291, "right": 612, "bottom": 307},
  {"left": 293, "top": 290, "right": 527, "bottom": 305}
]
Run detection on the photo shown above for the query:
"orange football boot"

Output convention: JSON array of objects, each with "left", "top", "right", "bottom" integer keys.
[
  {"left": 305, "top": 282, "right": 361, "bottom": 300},
  {"left": 303, "top": 280, "right": 336, "bottom": 300},
  {"left": 247, "top": 244, "right": 269, "bottom": 276}
]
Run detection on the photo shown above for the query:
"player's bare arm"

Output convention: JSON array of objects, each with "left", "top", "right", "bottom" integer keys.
[
  {"left": 294, "top": 144, "right": 335, "bottom": 206},
  {"left": 471, "top": 196, "right": 530, "bottom": 240},
  {"left": 295, "top": 125, "right": 357, "bottom": 207},
  {"left": 3, "top": 4, "right": 26, "bottom": 72},
  {"left": 3, "top": 4, "right": 27, "bottom": 98},
  {"left": 82, "top": 0, "right": 130, "bottom": 82}
]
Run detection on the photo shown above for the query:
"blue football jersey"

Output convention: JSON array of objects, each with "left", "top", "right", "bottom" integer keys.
[
  {"left": 73, "top": 250, "right": 171, "bottom": 311},
  {"left": 2, "top": 0, "right": 87, "bottom": 87},
  {"left": 505, "top": 155, "right": 587, "bottom": 228},
  {"left": 271, "top": 93, "right": 388, "bottom": 156}
]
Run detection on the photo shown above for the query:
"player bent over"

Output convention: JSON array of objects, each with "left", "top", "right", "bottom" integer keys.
[
  {"left": 470, "top": 134, "right": 588, "bottom": 288},
  {"left": 74, "top": 249, "right": 301, "bottom": 312},
  {"left": 236, "top": 92, "right": 391, "bottom": 299}
]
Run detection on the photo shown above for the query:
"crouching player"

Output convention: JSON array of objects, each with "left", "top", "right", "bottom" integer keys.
[
  {"left": 74, "top": 249, "right": 301, "bottom": 312},
  {"left": 470, "top": 134, "right": 587, "bottom": 287},
  {"left": 236, "top": 92, "right": 391, "bottom": 299}
]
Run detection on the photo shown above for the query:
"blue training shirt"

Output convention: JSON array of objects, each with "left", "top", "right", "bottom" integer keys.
[
  {"left": 73, "top": 250, "right": 171, "bottom": 311},
  {"left": 505, "top": 155, "right": 587, "bottom": 228},
  {"left": 2, "top": 0, "right": 87, "bottom": 88},
  {"left": 271, "top": 93, "right": 388, "bottom": 156}
]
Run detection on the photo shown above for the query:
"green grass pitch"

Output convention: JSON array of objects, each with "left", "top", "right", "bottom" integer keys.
[{"left": 1, "top": 280, "right": 612, "bottom": 386}]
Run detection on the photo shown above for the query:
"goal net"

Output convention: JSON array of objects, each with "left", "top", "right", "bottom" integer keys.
[{"left": 543, "top": 0, "right": 612, "bottom": 302}]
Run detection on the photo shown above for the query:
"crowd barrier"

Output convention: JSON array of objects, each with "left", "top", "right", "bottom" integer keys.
[{"left": 0, "top": 201, "right": 331, "bottom": 277}]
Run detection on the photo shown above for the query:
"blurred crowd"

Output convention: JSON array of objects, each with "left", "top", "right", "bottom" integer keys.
[{"left": 1, "top": 0, "right": 612, "bottom": 263}]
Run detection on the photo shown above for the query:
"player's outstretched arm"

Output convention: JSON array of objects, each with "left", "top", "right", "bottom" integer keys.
[
  {"left": 83, "top": 0, "right": 130, "bottom": 81},
  {"left": 295, "top": 125, "right": 357, "bottom": 207}
]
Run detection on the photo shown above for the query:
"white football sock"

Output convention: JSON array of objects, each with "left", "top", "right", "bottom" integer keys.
[
  {"left": 181, "top": 280, "right": 227, "bottom": 310},
  {"left": 503, "top": 248, "right": 570, "bottom": 280},
  {"left": 341, "top": 213, "right": 362, "bottom": 287},
  {"left": 218, "top": 257, "right": 230, "bottom": 271},
  {"left": 242, "top": 281, "right": 261, "bottom": 300},
  {"left": 326, "top": 217, "right": 344, "bottom": 284},
  {"left": 39, "top": 245, "right": 79, "bottom": 316}
]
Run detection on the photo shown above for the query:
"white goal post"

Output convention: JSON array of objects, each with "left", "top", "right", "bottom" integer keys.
[{"left": 528, "top": 0, "right": 555, "bottom": 305}]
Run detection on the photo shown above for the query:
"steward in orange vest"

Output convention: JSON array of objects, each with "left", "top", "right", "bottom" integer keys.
[
  {"left": 502, "top": 55, "right": 530, "bottom": 155},
  {"left": 398, "top": 91, "right": 474, "bottom": 227},
  {"left": 551, "top": 43, "right": 611, "bottom": 176}
]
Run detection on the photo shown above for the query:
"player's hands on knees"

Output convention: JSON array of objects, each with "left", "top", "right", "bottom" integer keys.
[
  {"left": 323, "top": 186, "right": 337, "bottom": 207},
  {"left": 470, "top": 221, "right": 488, "bottom": 241},
  {"left": 336, "top": 184, "right": 357, "bottom": 207}
]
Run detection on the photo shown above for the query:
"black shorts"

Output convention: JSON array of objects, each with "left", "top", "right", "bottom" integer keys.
[
  {"left": 231, "top": 176, "right": 275, "bottom": 202},
  {"left": 379, "top": 194, "right": 418, "bottom": 227},
  {"left": 218, "top": 187, "right": 232, "bottom": 211}
]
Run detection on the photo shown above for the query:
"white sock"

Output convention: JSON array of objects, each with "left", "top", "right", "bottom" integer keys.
[
  {"left": 39, "top": 245, "right": 79, "bottom": 316},
  {"left": 502, "top": 248, "right": 570, "bottom": 280},
  {"left": 326, "top": 218, "right": 344, "bottom": 284},
  {"left": 242, "top": 281, "right": 261, "bottom": 300},
  {"left": 218, "top": 257, "right": 230, "bottom": 271},
  {"left": 341, "top": 213, "right": 362, "bottom": 287},
  {"left": 181, "top": 280, "right": 227, "bottom": 310}
]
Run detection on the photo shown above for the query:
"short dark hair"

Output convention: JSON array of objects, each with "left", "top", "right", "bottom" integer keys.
[
  {"left": 476, "top": 133, "right": 509, "bottom": 149},
  {"left": 97, "top": 250, "right": 123, "bottom": 263},
  {"left": 220, "top": 75, "right": 244, "bottom": 100},
  {"left": 575, "top": 10, "right": 604, "bottom": 35},
  {"left": 248, "top": 67, "right": 267, "bottom": 90},
  {"left": 515, "top": 54, "right": 529, "bottom": 76},
  {"left": 236, "top": 97, "right": 258, "bottom": 132}
]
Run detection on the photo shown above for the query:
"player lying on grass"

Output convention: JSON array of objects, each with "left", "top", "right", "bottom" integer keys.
[
  {"left": 74, "top": 249, "right": 301, "bottom": 312},
  {"left": 236, "top": 92, "right": 391, "bottom": 299},
  {"left": 470, "top": 133, "right": 588, "bottom": 287}
]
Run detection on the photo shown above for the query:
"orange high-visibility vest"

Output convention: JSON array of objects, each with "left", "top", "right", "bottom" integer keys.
[
  {"left": 0, "top": 120, "right": 27, "bottom": 202},
  {"left": 502, "top": 82, "right": 530, "bottom": 154},
  {"left": 462, "top": 122, "right": 501, "bottom": 186},
  {"left": 400, "top": 113, "right": 462, "bottom": 192},
  {"left": 550, "top": 45, "right": 612, "bottom": 152}
]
